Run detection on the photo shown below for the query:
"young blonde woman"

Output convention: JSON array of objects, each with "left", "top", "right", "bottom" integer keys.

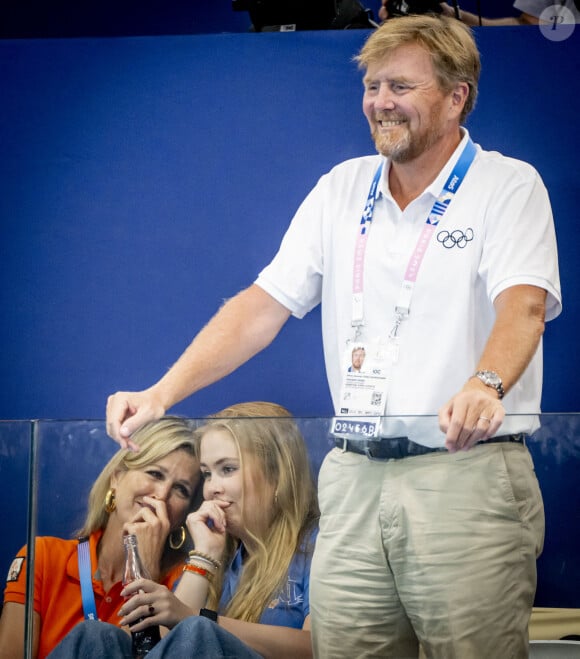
[
  {"left": 0, "top": 417, "right": 202, "bottom": 659},
  {"left": 48, "top": 402, "right": 319, "bottom": 659}
]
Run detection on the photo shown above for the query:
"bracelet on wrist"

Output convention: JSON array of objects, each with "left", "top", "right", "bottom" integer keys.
[
  {"left": 188, "top": 550, "right": 221, "bottom": 569},
  {"left": 183, "top": 562, "right": 214, "bottom": 582},
  {"left": 186, "top": 556, "right": 217, "bottom": 574},
  {"left": 188, "top": 554, "right": 218, "bottom": 570},
  {"left": 199, "top": 608, "right": 218, "bottom": 623}
]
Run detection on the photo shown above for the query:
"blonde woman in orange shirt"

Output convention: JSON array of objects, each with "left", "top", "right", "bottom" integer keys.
[{"left": 0, "top": 417, "right": 202, "bottom": 659}]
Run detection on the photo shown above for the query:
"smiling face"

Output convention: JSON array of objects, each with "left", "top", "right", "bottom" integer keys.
[
  {"left": 199, "top": 428, "right": 274, "bottom": 544},
  {"left": 362, "top": 43, "right": 463, "bottom": 164},
  {"left": 110, "top": 449, "right": 200, "bottom": 531}
]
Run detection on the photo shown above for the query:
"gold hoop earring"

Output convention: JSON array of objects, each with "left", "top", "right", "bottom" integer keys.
[
  {"left": 169, "top": 526, "right": 186, "bottom": 550},
  {"left": 104, "top": 488, "right": 116, "bottom": 514}
]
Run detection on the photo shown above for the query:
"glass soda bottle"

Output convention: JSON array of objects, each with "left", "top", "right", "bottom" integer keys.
[{"left": 122, "top": 534, "right": 161, "bottom": 658}]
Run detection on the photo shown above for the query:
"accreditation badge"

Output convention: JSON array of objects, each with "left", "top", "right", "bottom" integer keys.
[{"left": 332, "top": 339, "right": 392, "bottom": 439}]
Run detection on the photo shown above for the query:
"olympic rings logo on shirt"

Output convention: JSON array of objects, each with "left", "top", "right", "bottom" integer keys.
[{"left": 437, "top": 228, "right": 474, "bottom": 249}]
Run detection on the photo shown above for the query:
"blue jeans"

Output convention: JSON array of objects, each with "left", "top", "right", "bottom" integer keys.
[{"left": 48, "top": 617, "right": 264, "bottom": 659}]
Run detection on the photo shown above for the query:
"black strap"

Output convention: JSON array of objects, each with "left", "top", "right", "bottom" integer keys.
[{"left": 335, "top": 434, "right": 526, "bottom": 460}]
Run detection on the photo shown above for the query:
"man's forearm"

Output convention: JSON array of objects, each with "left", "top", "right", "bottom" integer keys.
[{"left": 471, "top": 284, "right": 547, "bottom": 396}]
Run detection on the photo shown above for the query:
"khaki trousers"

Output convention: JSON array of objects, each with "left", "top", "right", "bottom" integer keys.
[{"left": 310, "top": 443, "right": 544, "bottom": 659}]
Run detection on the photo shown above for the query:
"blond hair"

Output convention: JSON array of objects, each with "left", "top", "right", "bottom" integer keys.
[
  {"left": 78, "top": 416, "right": 202, "bottom": 574},
  {"left": 198, "top": 402, "right": 319, "bottom": 623},
  {"left": 355, "top": 14, "right": 480, "bottom": 122}
]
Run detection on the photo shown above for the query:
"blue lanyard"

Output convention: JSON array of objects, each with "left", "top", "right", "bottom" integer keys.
[
  {"left": 426, "top": 137, "right": 477, "bottom": 226},
  {"left": 77, "top": 538, "right": 98, "bottom": 620},
  {"left": 352, "top": 136, "right": 477, "bottom": 337}
]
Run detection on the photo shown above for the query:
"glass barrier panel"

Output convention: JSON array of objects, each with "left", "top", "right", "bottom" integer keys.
[
  {"left": 0, "top": 421, "right": 33, "bottom": 658},
  {"left": 1, "top": 415, "right": 577, "bottom": 656}
]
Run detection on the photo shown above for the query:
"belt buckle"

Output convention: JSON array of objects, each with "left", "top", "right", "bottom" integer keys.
[{"left": 338, "top": 437, "right": 349, "bottom": 453}]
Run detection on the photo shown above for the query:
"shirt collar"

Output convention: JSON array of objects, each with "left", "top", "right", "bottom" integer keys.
[{"left": 377, "top": 127, "right": 473, "bottom": 201}]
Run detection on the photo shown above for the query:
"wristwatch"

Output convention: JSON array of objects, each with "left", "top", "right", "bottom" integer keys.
[
  {"left": 199, "top": 608, "right": 219, "bottom": 623},
  {"left": 473, "top": 370, "right": 505, "bottom": 399}
]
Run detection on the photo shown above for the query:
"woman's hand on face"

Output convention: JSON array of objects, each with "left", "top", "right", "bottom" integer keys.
[
  {"left": 119, "top": 579, "right": 194, "bottom": 631},
  {"left": 185, "top": 499, "right": 230, "bottom": 559},
  {"left": 123, "top": 496, "right": 172, "bottom": 580}
]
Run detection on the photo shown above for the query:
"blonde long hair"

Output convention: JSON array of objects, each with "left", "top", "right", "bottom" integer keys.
[
  {"left": 199, "top": 402, "right": 319, "bottom": 623},
  {"left": 77, "top": 416, "right": 202, "bottom": 574}
]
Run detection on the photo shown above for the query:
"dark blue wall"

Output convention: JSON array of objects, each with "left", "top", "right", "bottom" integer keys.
[
  {"left": 0, "top": 25, "right": 579, "bottom": 612},
  {"left": 1, "top": 27, "right": 578, "bottom": 421}
]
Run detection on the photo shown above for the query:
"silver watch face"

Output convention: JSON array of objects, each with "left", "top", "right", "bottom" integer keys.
[
  {"left": 475, "top": 370, "right": 504, "bottom": 398},
  {"left": 480, "top": 371, "right": 500, "bottom": 386}
]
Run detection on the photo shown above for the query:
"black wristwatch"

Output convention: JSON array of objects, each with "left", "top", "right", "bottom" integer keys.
[
  {"left": 199, "top": 608, "right": 219, "bottom": 623},
  {"left": 473, "top": 370, "right": 505, "bottom": 399}
]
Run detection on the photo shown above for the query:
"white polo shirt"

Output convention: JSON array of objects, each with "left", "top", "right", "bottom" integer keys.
[{"left": 256, "top": 130, "right": 562, "bottom": 444}]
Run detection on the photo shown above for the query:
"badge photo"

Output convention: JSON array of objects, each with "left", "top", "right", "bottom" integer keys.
[{"left": 7, "top": 557, "right": 25, "bottom": 582}]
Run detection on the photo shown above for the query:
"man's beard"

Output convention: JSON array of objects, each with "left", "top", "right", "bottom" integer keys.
[
  {"left": 371, "top": 107, "right": 446, "bottom": 163},
  {"left": 372, "top": 122, "right": 414, "bottom": 162}
]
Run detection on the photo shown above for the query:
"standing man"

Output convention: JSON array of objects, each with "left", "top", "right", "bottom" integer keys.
[{"left": 107, "top": 15, "right": 561, "bottom": 657}]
